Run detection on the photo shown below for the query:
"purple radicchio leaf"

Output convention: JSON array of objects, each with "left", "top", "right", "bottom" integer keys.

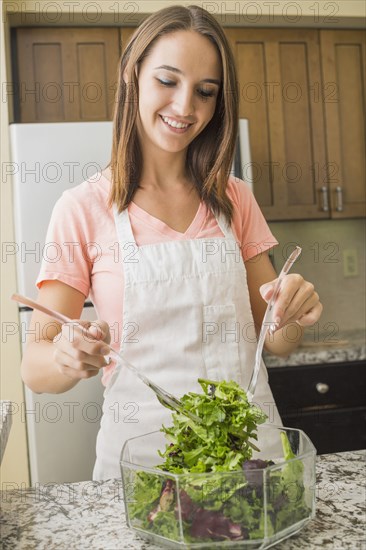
[{"left": 190, "top": 508, "right": 247, "bottom": 541}]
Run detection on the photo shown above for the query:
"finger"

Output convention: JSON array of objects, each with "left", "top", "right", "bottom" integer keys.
[
  {"left": 54, "top": 346, "right": 108, "bottom": 372},
  {"left": 67, "top": 346, "right": 110, "bottom": 369},
  {"left": 259, "top": 280, "right": 277, "bottom": 302},
  {"left": 84, "top": 320, "right": 111, "bottom": 344},
  {"left": 58, "top": 364, "right": 100, "bottom": 380},
  {"left": 281, "top": 294, "right": 319, "bottom": 327},
  {"left": 295, "top": 302, "right": 323, "bottom": 327},
  {"left": 56, "top": 323, "right": 110, "bottom": 356},
  {"left": 271, "top": 274, "right": 304, "bottom": 325},
  {"left": 54, "top": 349, "right": 100, "bottom": 379},
  {"left": 56, "top": 338, "right": 110, "bottom": 369},
  {"left": 277, "top": 284, "right": 317, "bottom": 327}
]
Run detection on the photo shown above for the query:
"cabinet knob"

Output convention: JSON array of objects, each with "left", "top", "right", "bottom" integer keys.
[
  {"left": 316, "top": 382, "right": 329, "bottom": 394},
  {"left": 320, "top": 186, "right": 329, "bottom": 211}
]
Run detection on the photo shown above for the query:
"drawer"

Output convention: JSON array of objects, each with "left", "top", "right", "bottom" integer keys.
[
  {"left": 281, "top": 406, "right": 366, "bottom": 454},
  {"left": 268, "top": 361, "right": 366, "bottom": 411}
]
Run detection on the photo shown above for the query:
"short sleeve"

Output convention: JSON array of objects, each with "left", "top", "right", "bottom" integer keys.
[
  {"left": 36, "top": 190, "right": 92, "bottom": 297},
  {"left": 227, "top": 177, "right": 278, "bottom": 261}
]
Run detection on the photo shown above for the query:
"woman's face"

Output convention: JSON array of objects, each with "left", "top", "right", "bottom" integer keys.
[{"left": 135, "top": 30, "right": 222, "bottom": 155}]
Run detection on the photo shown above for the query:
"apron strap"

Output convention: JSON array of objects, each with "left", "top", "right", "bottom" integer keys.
[
  {"left": 113, "top": 205, "right": 139, "bottom": 269},
  {"left": 214, "top": 212, "right": 236, "bottom": 241},
  {"left": 113, "top": 205, "right": 136, "bottom": 245}
]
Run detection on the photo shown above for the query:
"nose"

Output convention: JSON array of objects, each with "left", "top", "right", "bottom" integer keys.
[{"left": 172, "top": 84, "right": 195, "bottom": 118}]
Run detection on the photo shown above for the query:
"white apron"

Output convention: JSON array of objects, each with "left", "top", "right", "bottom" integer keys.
[{"left": 93, "top": 207, "right": 282, "bottom": 480}]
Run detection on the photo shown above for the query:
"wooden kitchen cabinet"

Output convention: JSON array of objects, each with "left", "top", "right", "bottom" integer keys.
[
  {"left": 226, "top": 28, "right": 366, "bottom": 221},
  {"left": 226, "top": 29, "right": 328, "bottom": 221},
  {"left": 119, "top": 27, "right": 136, "bottom": 52},
  {"left": 268, "top": 361, "right": 366, "bottom": 454},
  {"left": 320, "top": 30, "right": 366, "bottom": 218},
  {"left": 13, "top": 27, "right": 120, "bottom": 122}
]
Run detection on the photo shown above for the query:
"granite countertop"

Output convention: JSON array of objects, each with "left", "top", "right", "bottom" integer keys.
[
  {"left": 0, "top": 401, "right": 13, "bottom": 464},
  {"left": 264, "top": 328, "right": 365, "bottom": 368},
  {"left": 1, "top": 450, "right": 365, "bottom": 550}
]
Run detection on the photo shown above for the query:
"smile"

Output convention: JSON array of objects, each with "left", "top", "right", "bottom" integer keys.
[{"left": 160, "top": 115, "right": 192, "bottom": 130}]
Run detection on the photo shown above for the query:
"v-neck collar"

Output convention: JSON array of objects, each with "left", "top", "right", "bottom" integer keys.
[{"left": 128, "top": 200, "right": 207, "bottom": 239}]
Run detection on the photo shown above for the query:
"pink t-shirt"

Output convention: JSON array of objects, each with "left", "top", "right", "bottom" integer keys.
[{"left": 36, "top": 173, "right": 278, "bottom": 385}]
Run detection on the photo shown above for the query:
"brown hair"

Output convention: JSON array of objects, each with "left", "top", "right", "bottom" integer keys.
[{"left": 109, "top": 4, "right": 238, "bottom": 223}]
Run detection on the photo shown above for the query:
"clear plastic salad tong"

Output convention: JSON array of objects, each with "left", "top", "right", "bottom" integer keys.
[{"left": 246, "top": 246, "right": 302, "bottom": 401}]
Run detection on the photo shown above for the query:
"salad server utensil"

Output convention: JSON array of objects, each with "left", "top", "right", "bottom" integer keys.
[
  {"left": 246, "top": 246, "right": 302, "bottom": 402},
  {"left": 11, "top": 293, "right": 201, "bottom": 423}
]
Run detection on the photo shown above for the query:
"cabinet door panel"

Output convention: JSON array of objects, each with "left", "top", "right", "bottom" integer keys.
[
  {"left": 236, "top": 42, "right": 272, "bottom": 206},
  {"left": 282, "top": 407, "right": 366, "bottom": 454},
  {"left": 78, "top": 43, "right": 109, "bottom": 120},
  {"left": 33, "top": 44, "right": 64, "bottom": 121},
  {"left": 226, "top": 29, "right": 328, "bottom": 221},
  {"left": 321, "top": 31, "right": 366, "bottom": 218},
  {"left": 14, "top": 28, "right": 120, "bottom": 122},
  {"left": 279, "top": 43, "right": 314, "bottom": 206}
]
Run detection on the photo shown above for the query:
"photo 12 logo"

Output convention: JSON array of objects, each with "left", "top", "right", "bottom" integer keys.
[
  {"left": 2, "top": 161, "right": 103, "bottom": 184},
  {"left": 201, "top": 1, "right": 339, "bottom": 24},
  {"left": 201, "top": 240, "right": 276, "bottom": 264},
  {"left": 2, "top": 399, "right": 140, "bottom": 425},
  {"left": 2, "top": 2, "right": 140, "bottom": 24}
]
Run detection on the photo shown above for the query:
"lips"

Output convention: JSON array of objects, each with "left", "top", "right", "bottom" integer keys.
[{"left": 159, "top": 115, "right": 193, "bottom": 131}]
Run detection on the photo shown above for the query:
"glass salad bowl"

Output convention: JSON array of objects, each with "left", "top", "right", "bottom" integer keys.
[{"left": 120, "top": 424, "right": 316, "bottom": 549}]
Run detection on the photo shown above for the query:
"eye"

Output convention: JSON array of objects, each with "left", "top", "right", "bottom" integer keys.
[
  {"left": 156, "top": 78, "right": 175, "bottom": 87},
  {"left": 198, "top": 88, "right": 215, "bottom": 98}
]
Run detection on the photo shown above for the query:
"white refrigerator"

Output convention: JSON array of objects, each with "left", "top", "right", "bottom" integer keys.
[{"left": 9, "top": 122, "right": 113, "bottom": 485}]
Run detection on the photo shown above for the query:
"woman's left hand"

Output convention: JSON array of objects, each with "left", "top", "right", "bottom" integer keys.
[{"left": 259, "top": 274, "right": 323, "bottom": 331}]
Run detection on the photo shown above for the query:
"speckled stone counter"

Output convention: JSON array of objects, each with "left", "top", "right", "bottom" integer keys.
[
  {"left": 1, "top": 450, "right": 365, "bottom": 550},
  {"left": 0, "top": 401, "right": 13, "bottom": 463},
  {"left": 264, "top": 329, "right": 365, "bottom": 367}
]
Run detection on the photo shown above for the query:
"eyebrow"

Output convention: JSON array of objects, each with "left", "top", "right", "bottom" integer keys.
[{"left": 153, "top": 65, "right": 221, "bottom": 86}]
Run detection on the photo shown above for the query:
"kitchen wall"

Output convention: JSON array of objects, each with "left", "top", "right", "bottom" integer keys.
[{"left": 269, "top": 218, "right": 366, "bottom": 336}]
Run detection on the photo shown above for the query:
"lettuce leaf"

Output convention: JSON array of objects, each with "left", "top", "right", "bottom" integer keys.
[{"left": 158, "top": 378, "right": 267, "bottom": 474}]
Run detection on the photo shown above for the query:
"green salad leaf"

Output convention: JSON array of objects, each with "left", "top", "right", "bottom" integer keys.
[{"left": 158, "top": 378, "right": 267, "bottom": 473}]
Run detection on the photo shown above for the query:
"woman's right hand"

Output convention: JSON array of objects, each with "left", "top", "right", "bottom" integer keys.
[{"left": 53, "top": 320, "right": 111, "bottom": 380}]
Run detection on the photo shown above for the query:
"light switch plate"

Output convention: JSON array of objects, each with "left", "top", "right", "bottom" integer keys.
[{"left": 343, "top": 249, "right": 359, "bottom": 277}]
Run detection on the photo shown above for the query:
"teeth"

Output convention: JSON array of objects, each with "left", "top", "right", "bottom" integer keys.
[{"left": 161, "top": 116, "right": 190, "bottom": 129}]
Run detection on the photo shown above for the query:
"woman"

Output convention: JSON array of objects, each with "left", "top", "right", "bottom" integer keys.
[{"left": 21, "top": 5, "right": 322, "bottom": 480}]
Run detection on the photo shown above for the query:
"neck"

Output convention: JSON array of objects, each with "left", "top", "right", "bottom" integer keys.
[
  {"left": 140, "top": 167, "right": 190, "bottom": 192},
  {"left": 137, "top": 129, "right": 191, "bottom": 188}
]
